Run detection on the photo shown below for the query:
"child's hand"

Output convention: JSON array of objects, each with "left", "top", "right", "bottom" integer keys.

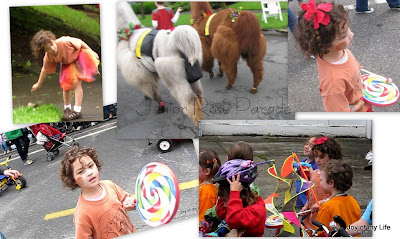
[
  {"left": 227, "top": 172, "right": 242, "bottom": 192},
  {"left": 177, "top": 7, "right": 182, "bottom": 13},
  {"left": 351, "top": 99, "right": 364, "bottom": 112},
  {"left": 310, "top": 202, "right": 320, "bottom": 213},
  {"left": 123, "top": 195, "right": 136, "bottom": 211},
  {"left": 31, "top": 83, "right": 41, "bottom": 92}
]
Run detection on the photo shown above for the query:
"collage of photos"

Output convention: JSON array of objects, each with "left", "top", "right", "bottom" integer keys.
[{"left": 1, "top": 0, "right": 399, "bottom": 239}]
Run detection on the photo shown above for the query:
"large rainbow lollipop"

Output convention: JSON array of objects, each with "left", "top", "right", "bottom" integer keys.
[
  {"left": 361, "top": 69, "right": 399, "bottom": 107},
  {"left": 135, "top": 162, "right": 180, "bottom": 227}
]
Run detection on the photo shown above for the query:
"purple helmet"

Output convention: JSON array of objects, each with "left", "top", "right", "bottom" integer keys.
[{"left": 212, "top": 159, "right": 259, "bottom": 184}]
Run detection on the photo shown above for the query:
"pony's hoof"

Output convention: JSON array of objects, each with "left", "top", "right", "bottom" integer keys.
[
  {"left": 250, "top": 88, "right": 258, "bottom": 94},
  {"left": 209, "top": 72, "right": 214, "bottom": 79},
  {"left": 217, "top": 73, "right": 223, "bottom": 77},
  {"left": 226, "top": 85, "right": 232, "bottom": 90},
  {"left": 156, "top": 105, "right": 165, "bottom": 114},
  {"left": 144, "top": 95, "right": 151, "bottom": 100}
]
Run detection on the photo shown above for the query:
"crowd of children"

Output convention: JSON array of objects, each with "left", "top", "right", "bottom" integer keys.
[{"left": 199, "top": 136, "right": 367, "bottom": 237}]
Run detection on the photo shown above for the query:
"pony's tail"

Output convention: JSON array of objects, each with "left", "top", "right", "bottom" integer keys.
[
  {"left": 233, "top": 11, "right": 261, "bottom": 57},
  {"left": 169, "top": 25, "right": 202, "bottom": 66}
]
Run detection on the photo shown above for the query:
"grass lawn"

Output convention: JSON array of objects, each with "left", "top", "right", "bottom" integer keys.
[
  {"left": 30, "top": 5, "right": 100, "bottom": 36},
  {"left": 13, "top": 104, "right": 63, "bottom": 124},
  {"left": 138, "top": 12, "right": 287, "bottom": 30},
  {"left": 230, "top": 1, "right": 288, "bottom": 10}
]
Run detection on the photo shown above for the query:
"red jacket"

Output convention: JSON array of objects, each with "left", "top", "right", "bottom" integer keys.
[{"left": 216, "top": 191, "right": 266, "bottom": 237}]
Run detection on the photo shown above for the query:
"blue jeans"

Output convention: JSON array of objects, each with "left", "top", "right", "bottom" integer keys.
[
  {"left": 356, "top": 0, "right": 370, "bottom": 12},
  {"left": 1, "top": 141, "right": 9, "bottom": 152},
  {"left": 0, "top": 231, "right": 6, "bottom": 239},
  {"left": 387, "top": 0, "right": 400, "bottom": 7},
  {"left": 288, "top": 8, "right": 297, "bottom": 34}
]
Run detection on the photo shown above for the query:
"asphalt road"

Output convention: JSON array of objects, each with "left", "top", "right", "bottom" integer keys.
[
  {"left": 0, "top": 119, "right": 198, "bottom": 239},
  {"left": 288, "top": 0, "right": 400, "bottom": 112},
  {"left": 117, "top": 32, "right": 294, "bottom": 140},
  {"left": 200, "top": 135, "right": 373, "bottom": 237}
]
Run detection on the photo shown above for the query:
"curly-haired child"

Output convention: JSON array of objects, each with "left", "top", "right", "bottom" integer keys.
[
  {"left": 30, "top": 30, "right": 100, "bottom": 120},
  {"left": 294, "top": 0, "right": 372, "bottom": 112},
  {"left": 60, "top": 146, "right": 136, "bottom": 239},
  {"left": 315, "top": 160, "right": 361, "bottom": 235},
  {"left": 199, "top": 150, "right": 221, "bottom": 224},
  {"left": 300, "top": 136, "right": 343, "bottom": 229}
]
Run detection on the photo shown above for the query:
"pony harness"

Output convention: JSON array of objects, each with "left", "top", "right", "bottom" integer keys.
[
  {"left": 135, "top": 29, "right": 159, "bottom": 59},
  {"left": 205, "top": 13, "right": 217, "bottom": 36}
]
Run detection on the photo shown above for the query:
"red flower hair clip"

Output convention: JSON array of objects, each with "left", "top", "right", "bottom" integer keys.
[
  {"left": 301, "top": 0, "right": 332, "bottom": 29},
  {"left": 314, "top": 137, "right": 328, "bottom": 145}
]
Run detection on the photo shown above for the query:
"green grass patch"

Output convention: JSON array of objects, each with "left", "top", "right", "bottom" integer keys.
[
  {"left": 13, "top": 104, "right": 63, "bottom": 123},
  {"left": 229, "top": 1, "right": 288, "bottom": 10},
  {"left": 30, "top": 5, "right": 100, "bottom": 36},
  {"left": 139, "top": 12, "right": 287, "bottom": 30}
]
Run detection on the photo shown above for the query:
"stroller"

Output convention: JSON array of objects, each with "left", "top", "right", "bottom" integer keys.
[{"left": 30, "top": 123, "right": 79, "bottom": 162}]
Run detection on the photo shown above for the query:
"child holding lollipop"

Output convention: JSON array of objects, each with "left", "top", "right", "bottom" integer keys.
[
  {"left": 60, "top": 146, "right": 136, "bottom": 239},
  {"left": 294, "top": 0, "right": 372, "bottom": 112},
  {"left": 30, "top": 30, "right": 100, "bottom": 120}
]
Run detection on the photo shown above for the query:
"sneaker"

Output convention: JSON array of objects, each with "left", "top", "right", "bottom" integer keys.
[
  {"left": 24, "top": 159, "right": 34, "bottom": 165},
  {"left": 355, "top": 8, "right": 374, "bottom": 14},
  {"left": 391, "top": 6, "right": 400, "bottom": 10}
]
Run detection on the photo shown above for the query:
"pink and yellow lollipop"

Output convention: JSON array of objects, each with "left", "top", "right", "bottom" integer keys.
[
  {"left": 135, "top": 162, "right": 180, "bottom": 227},
  {"left": 361, "top": 71, "right": 399, "bottom": 107}
]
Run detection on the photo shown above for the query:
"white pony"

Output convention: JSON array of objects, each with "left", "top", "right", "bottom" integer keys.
[{"left": 117, "top": 1, "right": 204, "bottom": 126}]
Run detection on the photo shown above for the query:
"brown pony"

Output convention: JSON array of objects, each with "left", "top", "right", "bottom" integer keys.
[{"left": 191, "top": 2, "right": 267, "bottom": 94}]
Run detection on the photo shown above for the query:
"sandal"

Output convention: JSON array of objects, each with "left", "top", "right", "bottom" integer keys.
[{"left": 63, "top": 110, "right": 82, "bottom": 121}]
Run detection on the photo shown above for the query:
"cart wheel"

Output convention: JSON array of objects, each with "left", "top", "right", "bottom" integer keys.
[
  {"left": 46, "top": 154, "right": 54, "bottom": 162},
  {"left": 54, "top": 149, "right": 60, "bottom": 155},
  {"left": 157, "top": 139, "right": 173, "bottom": 153},
  {"left": 73, "top": 142, "right": 79, "bottom": 147},
  {"left": 14, "top": 176, "right": 26, "bottom": 190}
]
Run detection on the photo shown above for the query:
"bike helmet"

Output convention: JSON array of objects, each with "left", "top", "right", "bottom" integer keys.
[{"left": 212, "top": 159, "right": 259, "bottom": 184}]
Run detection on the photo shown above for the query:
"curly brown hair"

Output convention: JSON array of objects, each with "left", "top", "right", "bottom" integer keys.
[
  {"left": 227, "top": 141, "right": 253, "bottom": 161},
  {"left": 199, "top": 150, "right": 221, "bottom": 179},
  {"left": 312, "top": 137, "right": 343, "bottom": 160},
  {"left": 294, "top": 1, "right": 349, "bottom": 58},
  {"left": 322, "top": 160, "right": 353, "bottom": 192},
  {"left": 30, "top": 30, "right": 56, "bottom": 58},
  {"left": 60, "top": 146, "right": 102, "bottom": 190}
]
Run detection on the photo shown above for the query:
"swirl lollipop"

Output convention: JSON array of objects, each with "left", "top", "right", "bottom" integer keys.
[
  {"left": 361, "top": 70, "right": 399, "bottom": 107},
  {"left": 135, "top": 162, "right": 180, "bottom": 227}
]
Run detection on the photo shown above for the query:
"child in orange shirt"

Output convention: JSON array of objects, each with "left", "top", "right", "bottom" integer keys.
[
  {"left": 30, "top": 30, "right": 100, "bottom": 120},
  {"left": 300, "top": 136, "right": 343, "bottom": 229},
  {"left": 294, "top": 0, "right": 372, "bottom": 112},
  {"left": 60, "top": 146, "right": 136, "bottom": 239},
  {"left": 199, "top": 150, "right": 221, "bottom": 224},
  {"left": 315, "top": 160, "right": 361, "bottom": 235}
]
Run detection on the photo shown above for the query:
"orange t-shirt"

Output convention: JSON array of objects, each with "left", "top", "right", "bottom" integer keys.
[
  {"left": 199, "top": 182, "right": 218, "bottom": 223},
  {"left": 303, "top": 169, "right": 331, "bottom": 229},
  {"left": 73, "top": 180, "right": 136, "bottom": 239},
  {"left": 316, "top": 49, "right": 369, "bottom": 112},
  {"left": 41, "top": 36, "right": 84, "bottom": 74},
  {"left": 315, "top": 195, "right": 361, "bottom": 231}
]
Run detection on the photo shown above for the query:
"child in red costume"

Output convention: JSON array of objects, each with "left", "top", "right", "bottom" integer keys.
[
  {"left": 214, "top": 160, "right": 266, "bottom": 237},
  {"left": 152, "top": 2, "right": 182, "bottom": 30}
]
